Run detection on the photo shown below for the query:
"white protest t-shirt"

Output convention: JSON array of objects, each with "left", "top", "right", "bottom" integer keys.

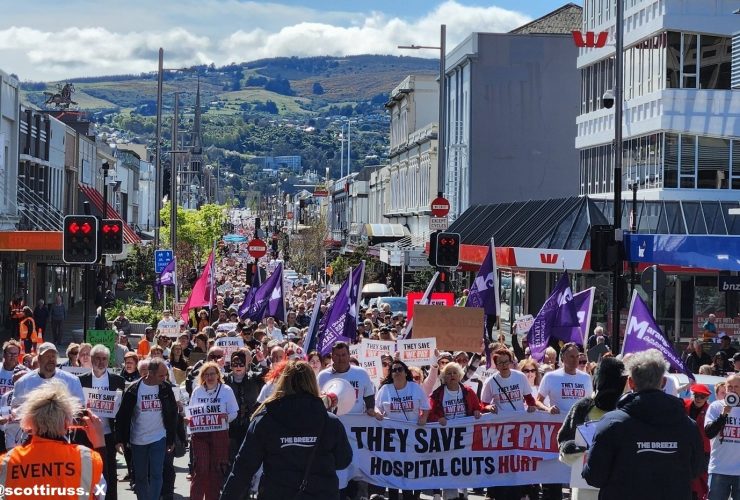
[
  {"left": 705, "top": 400, "right": 740, "bottom": 475},
  {"left": 537, "top": 368, "right": 592, "bottom": 413},
  {"left": 131, "top": 382, "right": 166, "bottom": 445},
  {"left": 441, "top": 386, "right": 467, "bottom": 420},
  {"left": 189, "top": 383, "right": 239, "bottom": 423},
  {"left": 92, "top": 372, "right": 112, "bottom": 435},
  {"left": 375, "top": 381, "right": 430, "bottom": 422},
  {"left": 317, "top": 365, "right": 376, "bottom": 414},
  {"left": 0, "top": 367, "right": 15, "bottom": 396},
  {"left": 481, "top": 370, "right": 532, "bottom": 413}
]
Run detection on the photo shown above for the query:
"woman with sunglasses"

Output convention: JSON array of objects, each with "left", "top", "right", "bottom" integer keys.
[
  {"left": 225, "top": 350, "right": 265, "bottom": 462},
  {"left": 187, "top": 361, "right": 238, "bottom": 500},
  {"left": 59, "top": 343, "right": 80, "bottom": 367},
  {"left": 518, "top": 358, "right": 542, "bottom": 395},
  {"left": 375, "top": 360, "right": 430, "bottom": 500}
]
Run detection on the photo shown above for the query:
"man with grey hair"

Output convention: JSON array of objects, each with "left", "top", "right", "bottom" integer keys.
[
  {"left": 79, "top": 344, "right": 125, "bottom": 500},
  {"left": 583, "top": 349, "right": 704, "bottom": 499}
]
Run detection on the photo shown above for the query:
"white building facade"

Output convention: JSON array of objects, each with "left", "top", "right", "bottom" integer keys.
[{"left": 576, "top": 0, "right": 740, "bottom": 200}]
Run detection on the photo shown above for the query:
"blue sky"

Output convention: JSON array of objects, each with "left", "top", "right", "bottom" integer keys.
[{"left": 0, "top": 0, "right": 573, "bottom": 81}]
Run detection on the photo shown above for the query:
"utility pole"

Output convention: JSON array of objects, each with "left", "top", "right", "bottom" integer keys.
[
  {"left": 154, "top": 48, "right": 164, "bottom": 249},
  {"left": 611, "top": 0, "right": 625, "bottom": 352}
]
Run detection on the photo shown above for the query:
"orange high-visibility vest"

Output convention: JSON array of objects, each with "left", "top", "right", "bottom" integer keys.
[
  {"left": 19, "top": 317, "right": 38, "bottom": 343},
  {"left": 9, "top": 300, "right": 24, "bottom": 320},
  {"left": 0, "top": 436, "right": 104, "bottom": 499}
]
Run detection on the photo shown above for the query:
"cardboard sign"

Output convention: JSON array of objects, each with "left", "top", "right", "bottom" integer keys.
[
  {"left": 406, "top": 292, "right": 455, "bottom": 321},
  {"left": 397, "top": 338, "right": 436, "bottom": 367},
  {"left": 86, "top": 330, "right": 117, "bottom": 368},
  {"left": 157, "top": 318, "right": 180, "bottom": 338},
  {"left": 186, "top": 404, "right": 229, "bottom": 433},
  {"left": 362, "top": 340, "right": 396, "bottom": 360},
  {"left": 413, "top": 305, "right": 484, "bottom": 353},
  {"left": 83, "top": 388, "right": 122, "bottom": 418}
]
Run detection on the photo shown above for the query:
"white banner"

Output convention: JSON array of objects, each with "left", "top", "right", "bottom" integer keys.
[
  {"left": 215, "top": 336, "right": 244, "bottom": 358},
  {"left": 363, "top": 340, "right": 395, "bottom": 360},
  {"left": 83, "top": 388, "right": 122, "bottom": 419},
  {"left": 339, "top": 413, "right": 569, "bottom": 489},
  {"left": 186, "top": 404, "right": 229, "bottom": 434},
  {"left": 397, "top": 338, "right": 436, "bottom": 367}
]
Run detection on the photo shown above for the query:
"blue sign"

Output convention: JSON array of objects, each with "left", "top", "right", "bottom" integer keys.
[
  {"left": 155, "top": 250, "right": 174, "bottom": 273},
  {"left": 625, "top": 233, "right": 740, "bottom": 271}
]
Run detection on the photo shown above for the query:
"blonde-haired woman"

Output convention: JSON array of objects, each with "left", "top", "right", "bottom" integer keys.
[
  {"left": 77, "top": 342, "right": 93, "bottom": 368},
  {"left": 187, "top": 361, "right": 238, "bottom": 500},
  {"left": 222, "top": 360, "right": 352, "bottom": 499},
  {"left": 518, "top": 358, "right": 543, "bottom": 394}
]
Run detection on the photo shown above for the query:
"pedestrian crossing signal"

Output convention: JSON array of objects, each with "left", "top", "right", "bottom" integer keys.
[
  {"left": 100, "top": 219, "right": 124, "bottom": 255},
  {"left": 63, "top": 215, "right": 98, "bottom": 264},
  {"left": 435, "top": 232, "right": 460, "bottom": 268}
]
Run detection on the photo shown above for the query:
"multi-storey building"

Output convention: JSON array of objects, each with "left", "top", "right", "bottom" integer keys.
[
  {"left": 576, "top": 0, "right": 739, "bottom": 199},
  {"left": 443, "top": 4, "right": 583, "bottom": 221}
]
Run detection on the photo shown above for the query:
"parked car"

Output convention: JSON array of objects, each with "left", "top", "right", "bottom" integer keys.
[
  {"left": 375, "top": 296, "right": 408, "bottom": 317},
  {"left": 361, "top": 283, "right": 390, "bottom": 307}
]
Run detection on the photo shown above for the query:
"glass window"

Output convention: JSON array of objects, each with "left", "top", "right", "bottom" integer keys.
[
  {"left": 699, "top": 35, "right": 731, "bottom": 90},
  {"left": 680, "top": 135, "right": 696, "bottom": 189},
  {"left": 664, "top": 133, "right": 678, "bottom": 188},
  {"left": 666, "top": 31, "right": 681, "bottom": 88},
  {"left": 682, "top": 33, "right": 698, "bottom": 89},
  {"left": 732, "top": 140, "right": 740, "bottom": 190},
  {"left": 697, "top": 136, "right": 729, "bottom": 189}
]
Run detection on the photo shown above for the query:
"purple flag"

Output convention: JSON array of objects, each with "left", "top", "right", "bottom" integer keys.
[
  {"left": 466, "top": 239, "right": 500, "bottom": 367},
  {"left": 316, "top": 263, "right": 365, "bottom": 355},
  {"left": 622, "top": 290, "right": 694, "bottom": 380},
  {"left": 154, "top": 258, "right": 176, "bottom": 300},
  {"left": 552, "top": 287, "right": 595, "bottom": 345},
  {"left": 302, "top": 292, "right": 324, "bottom": 353},
  {"left": 342, "top": 261, "right": 365, "bottom": 341},
  {"left": 266, "top": 265, "right": 285, "bottom": 322},
  {"left": 237, "top": 264, "right": 263, "bottom": 318},
  {"left": 240, "top": 263, "right": 283, "bottom": 322},
  {"left": 527, "top": 271, "right": 580, "bottom": 362}
]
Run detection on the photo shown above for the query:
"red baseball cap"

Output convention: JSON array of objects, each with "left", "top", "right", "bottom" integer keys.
[{"left": 690, "top": 384, "right": 711, "bottom": 396}]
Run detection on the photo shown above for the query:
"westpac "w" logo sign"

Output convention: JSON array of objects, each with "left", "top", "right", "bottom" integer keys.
[{"left": 572, "top": 31, "right": 609, "bottom": 48}]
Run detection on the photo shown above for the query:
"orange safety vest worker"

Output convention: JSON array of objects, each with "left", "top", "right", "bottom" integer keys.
[
  {"left": 0, "top": 436, "right": 104, "bottom": 499},
  {"left": 9, "top": 300, "right": 24, "bottom": 320}
]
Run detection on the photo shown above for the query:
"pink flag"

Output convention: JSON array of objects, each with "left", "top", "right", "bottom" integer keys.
[{"left": 180, "top": 251, "right": 215, "bottom": 322}]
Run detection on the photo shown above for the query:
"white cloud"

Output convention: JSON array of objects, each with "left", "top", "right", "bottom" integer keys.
[{"left": 0, "top": 0, "right": 530, "bottom": 81}]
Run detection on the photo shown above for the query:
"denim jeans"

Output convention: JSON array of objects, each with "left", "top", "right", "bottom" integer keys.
[
  {"left": 709, "top": 473, "right": 740, "bottom": 500},
  {"left": 131, "top": 437, "right": 167, "bottom": 500}
]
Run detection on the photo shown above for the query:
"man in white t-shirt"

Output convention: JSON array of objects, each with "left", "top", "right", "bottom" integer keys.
[
  {"left": 704, "top": 373, "right": 740, "bottom": 499},
  {"left": 317, "top": 341, "right": 381, "bottom": 417},
  {"left": 536, "top": 342, "right": 593, "bottom": 500},
  {"left": 12, "top": 342, "right": 85, "bottom": 407},
  {"left": 481, "top": 348, "right": 537, "bottom": 414},
  {"left": 0, "top": 340, "right": 26, "bottom": 397}
]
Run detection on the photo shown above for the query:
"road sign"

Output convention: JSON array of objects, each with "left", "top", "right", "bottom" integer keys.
[
  {"left": 313, "top": 189, "right": 329, "bottom": 197},
  {"left": 247, "top": 238, "right": 267, "bottom": 259},
  {"left": 155, "top": 250, "right": 174, "bottom": 273},
  {"left": 431, "top": 196, "right": 450, "bottom": 217},
  {"left": 429, "top": 217, "right": 449, "bottom": 230}
]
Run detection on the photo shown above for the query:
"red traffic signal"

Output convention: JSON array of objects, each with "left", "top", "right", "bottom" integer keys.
[
  {"left": 100, "top": 219, "right": 124, "bottom": 255},
  {"left": 435, "top": 232, "right": 460, "bottom": 268},
  {"left": 63, "top": 215, "right": 98, "bottom": 264}
]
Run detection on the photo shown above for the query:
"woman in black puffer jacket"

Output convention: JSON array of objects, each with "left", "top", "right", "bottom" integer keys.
[{"left": 221, "top": 360, "right": 352, "bottom": 500}]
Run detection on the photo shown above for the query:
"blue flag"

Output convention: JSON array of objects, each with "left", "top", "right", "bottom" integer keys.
[
  {"left": 527, "top": 271, "right": 579, "bottom": 362},
  {"left": 623, "top": 290, "right": 694, "bottom": 380},
  {"left": 316, "top": 262, "right": 365, "bottom": 356},
  {"left": 466, "top": 240, "right": 500, "bottom": 367}
]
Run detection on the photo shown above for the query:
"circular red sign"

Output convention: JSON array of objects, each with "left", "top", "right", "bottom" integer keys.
[
  {"left": 247, "top": 238, "right": 267, "bottom": 258},
  {"left": 431, "top": 197, "right": 450, "bottom": 217}
]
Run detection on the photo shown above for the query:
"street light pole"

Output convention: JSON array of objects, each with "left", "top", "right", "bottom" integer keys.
[
  {"left": 611, "top": 0, "right": 625, "bottom": 352},
  {"left": 154, "top": 48, "right": 164, "bottom": 249}
]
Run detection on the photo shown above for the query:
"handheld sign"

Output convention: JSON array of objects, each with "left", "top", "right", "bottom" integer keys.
[
  {"left": 186, "top": 404, "right": 229, "bottom": 434},
  {"left": 397, "top": 338, "right": 436, "bottom": 367},
  {"left": 83, "top": 388, "right": 122, "bottom": 419}
]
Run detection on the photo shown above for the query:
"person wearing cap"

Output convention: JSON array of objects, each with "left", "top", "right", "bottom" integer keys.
[
  {"left": 684, "top": 383, "right": 712, "bottom": 500},
  {"left": 12, "top": 342, "right": 85, "bottom": 408},
  {"left": 225, "top": 349, "right": 265, "bottom": 462},
  {"left": 137, "top": 327, "right": 155, "bottom": 358}
]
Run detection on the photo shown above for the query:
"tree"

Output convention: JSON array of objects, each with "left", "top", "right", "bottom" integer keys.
[
  {"left": 289, "top": 215, "right": 328, "bottom": 276},
  {"left": 312, "top": 82, "right": 324, "bottom": 95},
  {"left": 329, "top": 244, "right": 368, "bottom": 282},
  {"left": 121, "top": 244, "right": 157, "bottom": 295}
]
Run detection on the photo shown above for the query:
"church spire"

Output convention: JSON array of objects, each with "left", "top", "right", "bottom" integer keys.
[{"left": 192, "top": 78, "right": 202, "bottom": 155}]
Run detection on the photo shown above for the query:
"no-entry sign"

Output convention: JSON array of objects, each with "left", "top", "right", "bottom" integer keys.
[
  {"left": 431, "top": 196, "right": 450, "bottom": 217},
  {"left": 247, "top": 238, "right": 267, "bottom": 259}
]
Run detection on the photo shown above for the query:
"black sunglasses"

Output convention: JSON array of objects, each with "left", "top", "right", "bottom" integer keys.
[
  {"left": 211, "top": 354, "right": 224, "bottom": 360},
  {"left": 230, "top": 362, "right": 245, "bottom": 367},
  {"left": 391, "top": 367, "right": 405, "bottom": 373}
]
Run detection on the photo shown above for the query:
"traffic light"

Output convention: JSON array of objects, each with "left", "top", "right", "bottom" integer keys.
[
  {"left": 100, "top": 219, "right": 124, "bottom": 255},
  {"left": 435, "top": 232, "right": 460, "bottom": 268},
  {"left": 63, "top": 215, "right": 98, "bottom": 264},
  {"left": 428, "top": 231, "right": 439, "bottom": 266}
]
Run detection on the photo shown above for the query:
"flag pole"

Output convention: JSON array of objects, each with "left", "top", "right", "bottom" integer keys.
[
  {"left": 620, "top": 289, "right": 638, "bottom": 356},
  {"left": 582, "top": 287, "right": 596, "bottom": 346}
]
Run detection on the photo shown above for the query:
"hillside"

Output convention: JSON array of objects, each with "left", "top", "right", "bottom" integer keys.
[{"left": 21, "top": 54, "right": 439, "bottom": 115}]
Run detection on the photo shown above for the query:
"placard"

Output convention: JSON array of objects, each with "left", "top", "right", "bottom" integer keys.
[
  {"left": 406, "top": 292, "right": 455, "bottom": 320},
  {"left": 214, "top": 336, "right": 244, "bottom": 358},
  {"left": 83, "top": 388, "right": 122, "bottom": 418},
  {"left": 362, "top": 340, "right": 396, "bottom": 360},
  {"left": 216, "top": 322, "right": 238, "bottom": 333},
  {"left": 359, "top": 357, "right": 383, "bottom": 387},
  {"left": 397, "top": 338, "right": 436, "bottom": 367},
  {"left": 350, "top": 343, "right": 365, "bottom": 360},
  {"left": 514, "top": 315, "right": 535, "bottom": 335},
  {"left": 413, "top": 305, "right": 484, "bottom": 353},
  {"left": 157, "top": 318, "right": 180, "bottom": 337},
  {"left": 186, "top": 404, "right": 229, "bottom": 433},
  {"left": 86, "top": 330, "right": 117, "bottom": 368},
  {"left": 61, "top": 365, "right": 91, "bottom": 376}
]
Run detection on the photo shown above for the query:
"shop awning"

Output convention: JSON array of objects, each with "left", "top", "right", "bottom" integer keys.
[
  {"left": 362, "top": 224, "right": 410, "bottom": 239},
  {"left": 78, "top": 184, "right": 141, "bottom": 245},
  {"left": 0, "top": 231, "right": 62, "bottom": 251}
]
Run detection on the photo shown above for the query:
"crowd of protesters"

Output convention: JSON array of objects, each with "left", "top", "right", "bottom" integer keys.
[{"left": 0, "top": 239, "right": 739, "bottom": 500}]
